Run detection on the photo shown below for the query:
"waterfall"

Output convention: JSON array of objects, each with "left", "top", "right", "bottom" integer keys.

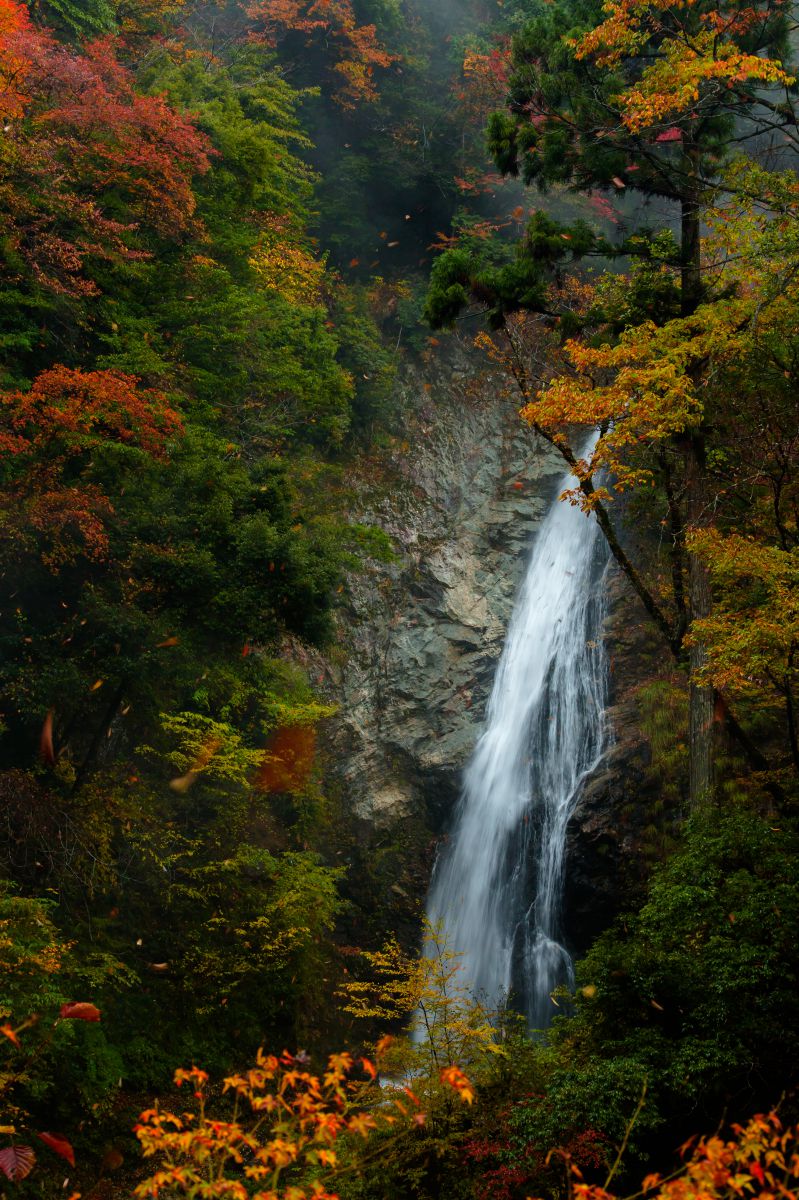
[{"left": 425, "top": 437, "right": 609, "bottom": 1029}]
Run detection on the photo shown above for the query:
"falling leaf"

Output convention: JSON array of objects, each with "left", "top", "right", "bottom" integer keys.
[
  {"left": 90, "top": 680, "right": 104, "bottom": 692},
  {"left": 650, "top": 998, "right": 664, "bottom": 1011},
  {"left": 361, "top": 1057, "right": 377, "bottom": 1080},
  {"left": 38, "top": 1133, "right": 75, "bottom": 1167},
  {"left": 101, "top": 1147, "right": 124, "bottom": 1173},
  {"left": 169, "top": 771, "right": 197, "bottom": 794},
  {"left": 59, "top": 1002, "right": 100, "bottom": 1022},
  {"left": 254, "top": 725, "right": 317, "bottom": 794},
  {"left": 39, "top": 709, "right": 56, "bottom": 766},
  {"left": 0, "top": 1146, "right": 35, "bottom": 1182},
  {"left": 349, "top": 257, "right": 360, "bottom": 267},
  {"left": 439, "top": 1065, "right": 474, "bottom": 1105},
  {"left": 375, "top": 1034, "right": 394, "bottom": 1057},
  {"left": 156, "top": 636, "right": 180, "bottom": 648},
  {"left": 170, "top": 735, "right": 222, "bottom": 793},
  {"left": 0, "top": 1023, "right": 20, "bottom": 1048},
  {"left": 612, "top": 175, "right": 626, "bottom": 188}
]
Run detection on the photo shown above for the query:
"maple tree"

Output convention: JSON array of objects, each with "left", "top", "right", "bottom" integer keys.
[
  {"left": 0, "top": 0, "right": 30, "bottom": 116},
  {"left": 246, "top": 0, "right": 397, "bottom": 107},
  {"left": 250, "top": 217, "right": 328, "bottom": 306},
  {"left": 134, "top": 1047, "right": 474, "bottom": 1199},
  {"left": 0, "top": 7, "right": 210, "bottom": 329},
  {"left": 0, "top": 366, "right": 181, "bottom": 565}
]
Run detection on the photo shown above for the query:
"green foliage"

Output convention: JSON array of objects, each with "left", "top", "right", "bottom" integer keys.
[
  {"left": 531, "top": 805, "right": 799, "bottom": 1166},
  {"left": 425, "top": 211, "right": 609, "bottom": 329},
  {"left": 25, "top": 0, "right": 116, "bottom": 38}
]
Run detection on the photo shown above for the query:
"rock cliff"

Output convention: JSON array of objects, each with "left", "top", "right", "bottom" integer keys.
[
  {"left": 305, "top": 339, "right": 680, "bottom": 948},
  {"left": 318, "top": 339, "right": 565, "bottom": 831}
]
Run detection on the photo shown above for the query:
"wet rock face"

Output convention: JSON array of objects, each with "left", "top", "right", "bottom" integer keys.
[
  {"left": 308, "top": 341, "right": 676, "bottom": 952},
  {"left": 563, "top": 567, "right": 685, "bottom": 952},
  {"left": 318, "top": 340, "right": 565, "bottom": 831}
]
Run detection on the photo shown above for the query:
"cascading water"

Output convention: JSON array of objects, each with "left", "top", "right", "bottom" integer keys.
[{"left": 425, "top": 436, "right": 609, "bottom": 1029}]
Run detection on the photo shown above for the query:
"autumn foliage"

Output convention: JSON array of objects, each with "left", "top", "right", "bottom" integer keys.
[
  {"left": 0, "top": 0, "right": 30, "bottom": 118},
  {"left": 0, "top": 367, "right": 182, "bottom": 564},
  {"left": 134, "top": 1048, "right": 474, "bottom": 1199},
  {"left": 0, "top": 4, "right": 211, "bottom": 297},
  {"left": 246, "top": 0, "right": 396, "bottom": 106},
  {"left": 571, "top": 1113, "right": 799, "bottom": 1200}
]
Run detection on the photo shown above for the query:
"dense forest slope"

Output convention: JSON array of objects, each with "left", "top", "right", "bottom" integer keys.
[{"left": 0, "top": 1, "right": 797, "bottom": 1198}]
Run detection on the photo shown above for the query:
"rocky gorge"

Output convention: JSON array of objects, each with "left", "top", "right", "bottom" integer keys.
[{"left": 301, "top": 339, "right": 683, "bottom": 959}]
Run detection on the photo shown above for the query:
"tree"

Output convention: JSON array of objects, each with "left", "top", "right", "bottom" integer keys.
[
  {"left": 246, "top": 0, "right": 397, "bottom": 108},
  {"left": 426, "top": 0, "right": 799, "bottom": 803}
]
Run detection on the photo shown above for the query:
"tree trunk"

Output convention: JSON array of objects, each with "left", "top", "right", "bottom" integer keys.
[
  {"left": 685, "top": 436, "right": 715, "bottom": 805},
  {"left": 681, "top": 150, "right": 715, "bottom": 805}
]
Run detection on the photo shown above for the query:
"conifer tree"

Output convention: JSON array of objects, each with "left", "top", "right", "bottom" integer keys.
[{"left": 426, "top": 0, "right": 799, "bottom": 803}]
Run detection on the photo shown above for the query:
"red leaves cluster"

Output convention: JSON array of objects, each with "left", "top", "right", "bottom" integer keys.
[
  {"left": 29, "top": 36, "right": 212, "bottom": 238},
  {"left": 0, "top": 0, "right": 211, "bottom": 297},
  {"left": 4, "top": 365, "right": 182, "bottom": 458},
  {"left": 0, "top": 0, "right": 30, "bottom": 118},
  {"left": 1, "top": 367, "right": 182, "bottom": 566},
  {"left": 59, "top": 1001, "right": 102, "bottom": 1021},
  {"left": 246, "top": 0, "right": 396, "bottom": 106},
  {"left": 458, "top": 42, "right": 512, "bottom": 123}
]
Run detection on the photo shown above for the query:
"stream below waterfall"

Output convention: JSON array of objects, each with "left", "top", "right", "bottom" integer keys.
[{"left": 425, "top": 439, "right": 610, "bottom": 1029}]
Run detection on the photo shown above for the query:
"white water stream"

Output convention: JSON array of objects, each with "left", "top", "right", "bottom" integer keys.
[{"left": 425, "top": 440, "right": 609, "bottom": 1028}]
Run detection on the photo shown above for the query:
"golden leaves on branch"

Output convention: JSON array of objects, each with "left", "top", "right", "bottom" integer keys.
[
  {"left": 250, "top": 217, "right": 327, "bottom": 306},
  {"left": 134, "top": 1045, "right": 475, "bottom": 1199},
  {"left": 569, "top": 1112, "right": 799, "bottom": 1200},
  {"left": 572, "top": 0, "right": 794, "bottom": 133}
]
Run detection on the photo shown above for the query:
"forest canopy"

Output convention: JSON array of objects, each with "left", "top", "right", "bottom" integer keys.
[{"left": 0, "top": 0, "right": 797, "bottom": 1197}]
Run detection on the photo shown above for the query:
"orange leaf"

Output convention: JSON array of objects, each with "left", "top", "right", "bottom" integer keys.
[
  {"left": 38, "top": 1133, "right": 75, "bottom": 1167},
  {"left": 59, "top": 1002, "right": 101, "bottom": 1022},
  {"left": 0, "top": 1023, "right": 20, "bottom": 1049},
  {"left": 39, "top": 709, "right": 56, "bottom": 766}
]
